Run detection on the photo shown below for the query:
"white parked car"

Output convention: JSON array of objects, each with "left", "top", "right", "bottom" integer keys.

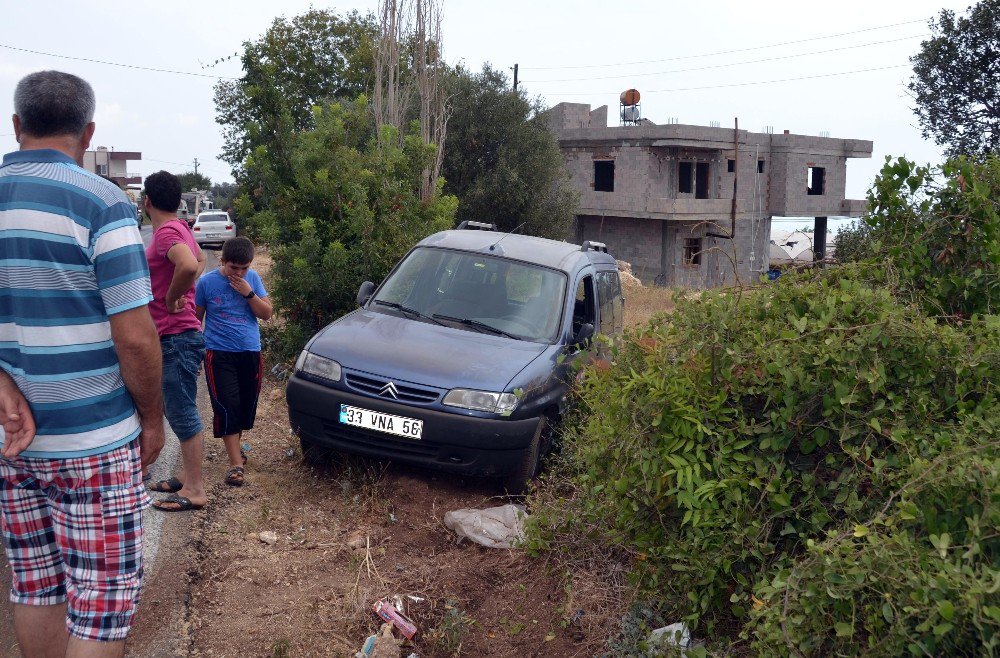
[{"left": 192, "top": 211, "right": 235, "bottom": 246}]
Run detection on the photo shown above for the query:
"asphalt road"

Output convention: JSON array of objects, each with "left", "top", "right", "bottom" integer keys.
[{"left": 0, "top": 224, "right": 222, "bottom": 656}]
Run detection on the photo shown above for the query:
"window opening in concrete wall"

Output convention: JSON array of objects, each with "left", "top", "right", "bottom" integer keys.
[
  {"left": 807, "top": 166, "right": 825, "bottom": 195},
  {"left": 678, "top": 161, "right": 693, "bottom": 193},
  {"left": 594, "top": 160, "right": 615, "bottom": 192},
  {"left": 695, "top": 162, "right": 710, "bottom": 199},
  {"left": 683, "top": 238, "right": 702, "bottom": 265},
  {"left": 727, "top": 159, "right": 735, "bottom": 173},
  {"left": 757, "top": 159, "right": 765, "bottom": 173}
]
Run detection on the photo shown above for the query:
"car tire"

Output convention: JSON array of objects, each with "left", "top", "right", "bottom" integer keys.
[
  {"left": 300, "top": 436, "right": 332, "bottom": 466},
  {"left": 504, "top": 416, "right": 547, "bottom": 495}
]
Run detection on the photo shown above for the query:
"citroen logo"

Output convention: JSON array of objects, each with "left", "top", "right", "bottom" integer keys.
[{"left": 379, "top": 381, "right": 399, "bottom": 399}]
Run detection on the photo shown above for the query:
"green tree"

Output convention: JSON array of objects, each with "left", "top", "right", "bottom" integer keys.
[
  {"left": 864, "top": 155, "right": 1000, "bottom": 317},
  {"left": 242, "top": 97, "right": 457, "bottom": 357},
  {"left": 176, "top": 171, "right": 211, "bottom": 191},
  {"left": 210, "top": 182, "right": 239, "bottom": 209},
  {"left": 909, "top": 0, "right": 1000, "bottom": 157},
  {"left": 442, "top": 64, "right": 577, "bottom": 240},
  {"left": 214, "top": 9, "right": 378, "bottom": 182}
]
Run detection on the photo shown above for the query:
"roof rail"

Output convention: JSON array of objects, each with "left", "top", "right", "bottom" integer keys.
[
  {"left": 456, "top": 221, "right": 497, "bottom": 231},
  {"left": 580, "top": 240, "right": 608, "bottom": 253}
]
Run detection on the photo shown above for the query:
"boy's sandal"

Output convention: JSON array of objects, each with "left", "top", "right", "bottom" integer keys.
[
  {"left": 225, "top": 466, "right": 245, "bottom": 487},
  {"left": 152, "top": 494, "right": 204, "bottom": 512},
  {"left": 147, "top": 477, "right": 183, "bottom": 493}
]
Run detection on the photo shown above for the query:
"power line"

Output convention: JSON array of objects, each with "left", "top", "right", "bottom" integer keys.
[
  {"left": 535, "top": 64, "right": 909, "bottom": 96},
  {"left": 521, "top": 18, "right": 929, "bottom": 71},
  {"left": 524, "top": 34, "right": 925, "bottom": 84},
  {"left": 0, "top": 42, "right": 237, "bottom": 80}
]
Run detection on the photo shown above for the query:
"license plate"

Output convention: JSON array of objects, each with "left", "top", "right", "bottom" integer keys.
[
  {"left": 206, "top": 232, "right": 222, "bottom": 238},
  {"left": 340, "top": 404, "right": 423, "bottom": 439}
]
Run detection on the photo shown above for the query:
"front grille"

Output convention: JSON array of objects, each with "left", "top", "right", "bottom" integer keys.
[
  {"left": 321, "top": 420, "right": 438, "bottom": 458},
  {"left": 344, "top": 373, "right": 439, "bottom": 404}
]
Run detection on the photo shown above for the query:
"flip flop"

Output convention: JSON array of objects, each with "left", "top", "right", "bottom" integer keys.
[
  {"left": 152, "top": 494, "right": 204, "bottom": 512},
  {"left": 224, "top": 466, "right": 245, "bottom": 487},
  {"left": 147, "top": 477, "right": 183, "bottom": 493}
]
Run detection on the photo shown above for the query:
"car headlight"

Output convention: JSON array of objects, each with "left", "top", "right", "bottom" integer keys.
[
  {"left": 443, "top": 389, "right": 518, "bottom": 414},
  {"left": 294, "top": 350, "right": 342, "bottom": 382}
]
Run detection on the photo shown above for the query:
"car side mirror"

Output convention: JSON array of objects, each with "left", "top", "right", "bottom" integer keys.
[
  {"left": 356, "top": 281, "right": 376, "bottom": 307},
  {"left": 572, "top": 322, "right": 595, "bottom": 347}
]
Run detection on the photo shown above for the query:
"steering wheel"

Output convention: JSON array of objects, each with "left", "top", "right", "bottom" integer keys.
[{"left": 498, "top": 314, "right": 541, "bottom": 335}]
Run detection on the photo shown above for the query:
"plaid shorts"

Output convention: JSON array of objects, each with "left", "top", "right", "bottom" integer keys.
[{"left": 0, "top": 440, "right": 151, "bottom": 642}]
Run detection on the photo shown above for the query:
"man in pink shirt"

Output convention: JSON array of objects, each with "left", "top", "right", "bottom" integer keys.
[{"left": 143, "top": 171, "right": 208, "bottom": 511}]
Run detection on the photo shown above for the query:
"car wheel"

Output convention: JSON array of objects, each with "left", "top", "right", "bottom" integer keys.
[
  {"left": 504, "top": 416, "right": 547, "bottom": 495},
  {"left": 300, "top": 436, "right": 332, "bottom": 466}
]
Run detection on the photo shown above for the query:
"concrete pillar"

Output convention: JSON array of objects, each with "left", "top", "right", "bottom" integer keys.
[
  {"left": 659, "top": 221, "right": 675, "bottom": 286},
  {"left": 814, "top": 216, "right": 827, "bottom": 267}
]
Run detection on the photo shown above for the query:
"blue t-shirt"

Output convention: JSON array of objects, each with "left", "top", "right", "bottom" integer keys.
[{"left": 195, "top": 268, "right": 267, "bottom": 352}]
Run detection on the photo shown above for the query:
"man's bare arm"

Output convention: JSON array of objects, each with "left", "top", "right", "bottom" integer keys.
[
  {"left": 194, "top": 244, "right": 207, "bottom": 278},
  {"left": 165, "top": 242, "right": 200, "bottom": 313},
  {"left": 109, "top": 305, "right": 165, "bottom": 468}
]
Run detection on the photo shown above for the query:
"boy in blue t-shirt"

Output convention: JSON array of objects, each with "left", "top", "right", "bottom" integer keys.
[{"left": 195, "top": 237, "right": 273, "bottom": 486}]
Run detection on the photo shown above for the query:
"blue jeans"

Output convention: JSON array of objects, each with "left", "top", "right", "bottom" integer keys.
[{"left": 160, "top": 330, "right": 205, "bottom": 441}]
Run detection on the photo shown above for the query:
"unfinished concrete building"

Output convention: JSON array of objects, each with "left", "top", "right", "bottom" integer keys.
[{"left": 549, "top": 102, "right": 873, "bottom": 287}]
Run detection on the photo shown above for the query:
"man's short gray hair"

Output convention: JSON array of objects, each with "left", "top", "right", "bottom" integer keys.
[{"left": 13, "top": 71, "right": 96, "bottom": 138}]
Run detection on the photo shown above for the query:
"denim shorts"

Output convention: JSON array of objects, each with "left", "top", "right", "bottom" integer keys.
[{"left": 160, "top": 329, "right": 205, "bottom": 441}]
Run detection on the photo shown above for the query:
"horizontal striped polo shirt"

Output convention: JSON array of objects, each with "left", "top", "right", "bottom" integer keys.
[{"left": 0, "top": 148, "right": 153, "bottom": 458}]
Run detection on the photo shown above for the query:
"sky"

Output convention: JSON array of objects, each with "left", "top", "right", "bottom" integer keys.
[{"left": 0, "top": 0, "right": 978, "bottom": 232}]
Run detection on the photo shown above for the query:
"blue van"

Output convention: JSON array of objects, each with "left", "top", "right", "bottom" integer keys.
[{"left": 285, "top": 223, "right": 624, "bottom": 491}]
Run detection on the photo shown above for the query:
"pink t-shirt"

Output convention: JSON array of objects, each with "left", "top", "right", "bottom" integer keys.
[{"left": 145, "top": 219, "right": 203, "bottom": 337}]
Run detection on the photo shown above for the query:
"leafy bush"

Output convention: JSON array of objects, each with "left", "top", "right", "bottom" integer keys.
[
  {"left": 832, "top": 219, "right": 876, "bottom": 264},
  {"left": 750, "top": 427, "right": 999, "bottom": 656},
  {"left": 527, "top": 268, "right": 998, "bottom": 653},
  {"left": 863, "top": 155, "right": 1000, "bottom": 317},
  {"left": 240, "top": 97, "right": 457, "bottom": 358}
]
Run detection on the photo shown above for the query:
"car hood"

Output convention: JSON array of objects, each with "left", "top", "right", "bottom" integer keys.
[{"left": 306, "top": 309, "right": 549, "bottom": 391}]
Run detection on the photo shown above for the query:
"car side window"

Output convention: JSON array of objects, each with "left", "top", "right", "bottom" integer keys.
[
  {"left": 596, "top": 271, "right": 615, "bottom": 336},
  {"left": 610, "top": 271, "right": 624, "bottom": 333},
  {"left": 572, "top": 275, "right": 596, "bottom": 337}
]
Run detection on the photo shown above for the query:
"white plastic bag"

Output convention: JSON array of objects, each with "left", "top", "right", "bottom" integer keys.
[{"left": 443, "top": 504, "right": 527, "bottom": 548}]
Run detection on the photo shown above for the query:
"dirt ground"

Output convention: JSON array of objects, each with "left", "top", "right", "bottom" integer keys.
[{"left": 158, "top": 377, "right": 620, "bottom": 657}]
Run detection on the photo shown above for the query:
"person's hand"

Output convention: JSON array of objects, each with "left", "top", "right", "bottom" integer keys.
[
  {"left": 0, "top": 379, "right": 35, "bottom": 459},
  {"left": 138, "top": 422, "right": 165, "bottom": 469},
  {"left": 228, "top": 275, "right": 252, "bottom": 298},
  {"left": 166, "top": 297, "right": 187, "bottom": 314}
]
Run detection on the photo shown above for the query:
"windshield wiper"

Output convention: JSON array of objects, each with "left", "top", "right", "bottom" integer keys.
[
  {"left": 432, "top": 314, "right": 519, "bottom": 340},
  {"left": 373, "top": 300, "right": 445, "bottom": 325}
]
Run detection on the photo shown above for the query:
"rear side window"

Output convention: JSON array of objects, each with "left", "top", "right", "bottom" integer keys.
[{"left": 596, "top": 271, "right": 624, "bottom": 334}]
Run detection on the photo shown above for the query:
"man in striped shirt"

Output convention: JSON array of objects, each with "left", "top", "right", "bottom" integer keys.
[{"left": 0, "top": 71, "right": 164, "bottom": 657}]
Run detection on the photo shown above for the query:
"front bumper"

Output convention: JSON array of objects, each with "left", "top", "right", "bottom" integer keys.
[{"left": 286, "top": 375, "right": 540, "bottom": 477}]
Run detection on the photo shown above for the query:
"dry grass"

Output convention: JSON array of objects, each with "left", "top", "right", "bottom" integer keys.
[{"left": 622, "top": 283, "right": 678, "bottom": 329}]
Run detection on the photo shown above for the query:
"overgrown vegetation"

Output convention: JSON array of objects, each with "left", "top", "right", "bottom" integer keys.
[
  {"left": 442, "top": 64, "right": 577, "bottom": 240},
  {"left": 240, "top": 98, "right": 456, "bottom": 357},
  {"left": 528, "top": 155, "right": 1000, "bottom": 656}
]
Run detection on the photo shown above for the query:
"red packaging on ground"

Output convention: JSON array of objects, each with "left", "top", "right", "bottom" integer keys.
[{"left": 373, "top": 599, "right": 418, "bottom": 639}]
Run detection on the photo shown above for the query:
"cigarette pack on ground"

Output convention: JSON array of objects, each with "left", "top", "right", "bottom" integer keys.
[{"left": 373, "top": 599, "right": 418, "bottom": 639}]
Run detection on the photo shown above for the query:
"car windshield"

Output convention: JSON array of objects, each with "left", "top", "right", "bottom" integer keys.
[{"left": 372, "top": 247, "right": 567, "bottom": 343}]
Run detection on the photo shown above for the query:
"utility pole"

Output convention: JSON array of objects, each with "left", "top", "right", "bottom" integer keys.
[
  {"left": 193, "top": 158, "right": 200, "bottom": 175},
  {"left": 513, "top": 63, "right": 518, "bottom": 92}
]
